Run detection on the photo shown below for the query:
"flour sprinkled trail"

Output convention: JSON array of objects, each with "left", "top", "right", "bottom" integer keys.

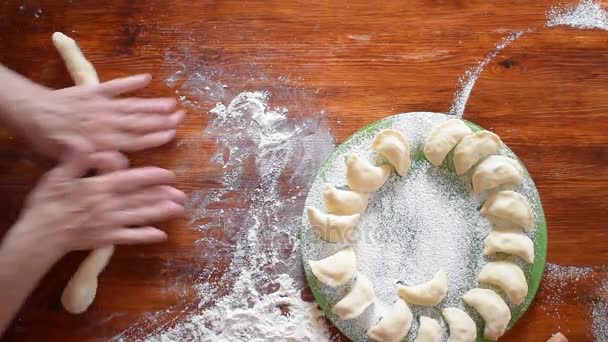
[{"left": 449, "top": 31, "right": 526, "bottom": 118}]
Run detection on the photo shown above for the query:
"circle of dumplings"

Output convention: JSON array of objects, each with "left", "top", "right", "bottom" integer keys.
[{"left": 302, "top": 112, "right": 547, "bottom": 342}]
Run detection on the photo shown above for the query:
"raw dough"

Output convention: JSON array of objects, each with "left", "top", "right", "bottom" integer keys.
[
  {"left": 471, "top": 155, "right": 524, "bottom": 193},
  {"left": 453, "top": 130, "right": 502, "bottom": 175},
  {"left": 462, "top": 288, "right": 511, "bottom": 341},
  {"left": 53, "top": 32, "right": 114, "bottom": 315},
  {"left": 479, "top": 261, "right": 528, "bottom": 305},
  {"left": 345, "top": 154, "right": 392, "bottom": 193},
  {"left": 307, "top": 207, "right": 360, "bottom": 242},
  {"left": 367, "top": 298, "right": 413, "bottom": 342},
  {"left": 323, "top": 183, "right": 369, "bottom": 215},
  {"left": 424, "top": 119, "right": 472, "bottom": 167},
  {"left": 371, "top": 129, "right": 411, "bottom": 176},
  {"left": 397, "top": 269, "right": 448, "bottom": 306},
  {"left": 442, "top": 307, "right": 477, "bottom": 342},
  {"left": 309, "top": 246, "right": 356, "bottom": 287},
  {"left": 481, "top": 190, "right": 534, "bottom": 230},
  {"left": 483, "top": 230, "right": 535, "bottom": 263},
  {"left": 414, "top": 316, "right": 444, "bottom": 342},
  {"left": 332, "top": 274, "right": 375, "bottom": 320}
]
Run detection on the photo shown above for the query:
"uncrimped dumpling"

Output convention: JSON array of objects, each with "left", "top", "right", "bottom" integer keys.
[
  {"left": 453, "top": 131, "right": 502, "bottom": 175},
  {"left": 462, "top": 288, "right": 511, "bottom": 341},
  {"left": 323, "top": 183, "right": 369, "bottom": 215},
  {"left": 481, "top": 190, "right": 534, "bottom": 230},
  {"left": 309, "top": 246, "right": 356, "bottom": 287},
  {"left": 442, "top": 307, "right": 476, "bottom": 342},
  {"left": 414, "top": 316, "right": 444, "bottom": 342},
  {"left": 346, "top": 154, "right": 392, "bottom": 193},
  {"left": 472, "top": 155, "right": 524, "bottom": 193},
  {"left": 424, "top": 119, "right": 472, "bottom": 166},
  {"left": 397, "top": 269, "right": 448, "bottom": 306},
  {"left": 332, "top": 274, "right": 375, "bottom": 320},
  {"left": 483, "top": 230, "right": 535, "bottom": 263},
  {"left": 307, "top": 207, "right": 360, "bottom": 242},
  {"left": 479, "top": 261, "right": 528, "bottom": 305},
  {"left": 371, "top": 129, "right": 411, "bottom": 176},
  {"left": 367, "top": 298, "right": 413, "bottom": 342}
]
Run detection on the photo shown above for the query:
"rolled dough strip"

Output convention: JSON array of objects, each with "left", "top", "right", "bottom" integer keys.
[
  {"left": 51, "top": 32, "right": 99, "bottom": 85},
  {"left": 61, "top": 245, "right": 115, "bottom": 314},
  {"left": 53, "top": 31, "right": 114, "bottom": 314}
]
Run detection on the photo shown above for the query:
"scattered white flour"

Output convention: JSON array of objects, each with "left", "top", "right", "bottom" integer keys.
[
  {"left": 547, "top": 0, "right": 608, "bottom": 31},
  {"left": 142, "top": 89, "right": 335, "bottom": 341},
  {"left": 155, "top": 274, "right": 328, "bottom": 341},
  {"left": 593, "top": 279, "right": 608, "bottom": 341},
  {"left": 449, "top": 31, "right": 526, "bottom": 118},
  {"left": 113, "top": 49, "right": 336, "bottom": 341},
  {"left": 539, "top": 263, "right": 608, "bottom": 337}
]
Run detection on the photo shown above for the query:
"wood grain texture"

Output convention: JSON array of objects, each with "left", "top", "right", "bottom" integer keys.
[{"left": 0, "top": 0, "right": 607, "bottom": 341}]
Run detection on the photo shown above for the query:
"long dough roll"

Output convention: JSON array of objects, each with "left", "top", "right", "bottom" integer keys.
[{"left": 52, "top": 32, "right": 114, "bottom": 314}]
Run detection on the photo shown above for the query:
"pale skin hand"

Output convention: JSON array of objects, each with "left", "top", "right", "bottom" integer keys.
[
  {"left": 0, "top": 149, "right": 186, "bottom": 334},
  {"left": 0, "top": 65, "right": 184, "bottom": 158}
]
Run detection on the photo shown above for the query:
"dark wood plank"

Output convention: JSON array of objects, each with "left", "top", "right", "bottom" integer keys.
[{"left": 0, "top": 0, "right": 606, "bottom": 341}]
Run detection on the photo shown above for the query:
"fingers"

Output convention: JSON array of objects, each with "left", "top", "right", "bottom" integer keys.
[
  {"left": 89, "top": 151, "right": 129, "bottom": 174},
  {"left": 96, "top": 74, "right": 152, "bottom": 97},
  {"left": 54, "top": 134, "right": 95, "bottom": 159},
  {"left": 116, "top": 97, "right": 177, "bottom": 114},
  {"left": 109, "top": 200, "right": 185, "bottom": 227},
  {"left": 121, "top": 129, "right": 177, "bottom": 151},
  {"left": 113, "top": 110, "right": 184, "bottom": 133},
  {"left": 104, "top": 227, "right": 168, "bottom": 245},
  {"left": 110, "top": 186, "right": 187, "bottom": 210},
  {"left": 96, "top": 166, "right": 176, "bottom": 193}
]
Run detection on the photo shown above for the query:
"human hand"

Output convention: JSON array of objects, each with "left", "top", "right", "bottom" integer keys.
[
  {"left": 8, "top": 74, "right": 183, "bottom": 158},
  {"left": 6, "top": 148, "right": 186, "bottom": 258}
]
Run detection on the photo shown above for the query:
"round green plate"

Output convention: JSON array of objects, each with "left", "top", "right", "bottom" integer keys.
[{"left": 301, "top": 112, "right": 547, "bottom": 342}]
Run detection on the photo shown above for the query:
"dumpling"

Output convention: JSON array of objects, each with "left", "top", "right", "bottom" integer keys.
[
  {"left": 324, "top": 183, "right": 369, "bottom": 215},
  {"left": 307, "top": 207, "right": 360, "bottom": 242},
  {"left": 453, "top": 131, "right": 502, "bottom": 175},
  {"left": 472, "top": 156, "right": 524, "bottom": 193},
  {"left": 483, "top": 230, "right": 535, "bottom": 263},
  {"left": 462, "top": 288, "right": 511, "bottom": 341},
  {"left": 332, "top": 274, "right": 375, "bottom": 320},
  {"left": 479, "top": 261, "right": 528, "bottom": 305},
  {"left": 424, "top": 119, "right": 472, "bottom": 166},
  {"left": 371, "top": 129, "right": 411, "bottom": 176},
  {"left": 547, "top": 332, "right": 568, "bottom": 342},
  {"left": 367, "top": 298, "right": 413, "bottom": 342},
  {"left": 442, "top": 307, "right": 476, "bottom": 342},
  {"left": 346, "top": 154, "right": 392, "bottom": 193},
  {"left": 414, "top": 316, "right": 443, "bottom": 342},
  {"left": 481, "top": 190, "right": 534, "bottom": 230},
  {"left": 309, "top": 246, "right": 356, "bottom": 287},
  {"left": 397, "top": 269, "right": 448, "bottom": 306}
]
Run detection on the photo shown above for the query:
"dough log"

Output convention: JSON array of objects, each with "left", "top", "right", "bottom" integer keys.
[{"left": 53, "top": 32, "right": 114, "bottom": 314}]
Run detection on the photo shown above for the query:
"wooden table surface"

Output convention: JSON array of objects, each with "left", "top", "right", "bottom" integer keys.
[{"left": 1, "top": 0, "right": 607, "bottom": 341}]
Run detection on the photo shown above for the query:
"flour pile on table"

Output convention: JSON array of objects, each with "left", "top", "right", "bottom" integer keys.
[
  {"left": 546, "top": 0, "right": 608, "bottom": 31},
  {"left": 145, "top": 89, "right": 334, "bottom": 341}
]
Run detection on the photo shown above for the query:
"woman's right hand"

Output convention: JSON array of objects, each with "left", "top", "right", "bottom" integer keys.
[{"left": 5, "top": 147, "right": 186, "bottom": 258}]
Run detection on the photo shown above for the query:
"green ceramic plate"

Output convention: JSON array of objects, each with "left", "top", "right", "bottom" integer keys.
[{"left": 301, "top": 112, "right": 547, "bottom": 342}]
